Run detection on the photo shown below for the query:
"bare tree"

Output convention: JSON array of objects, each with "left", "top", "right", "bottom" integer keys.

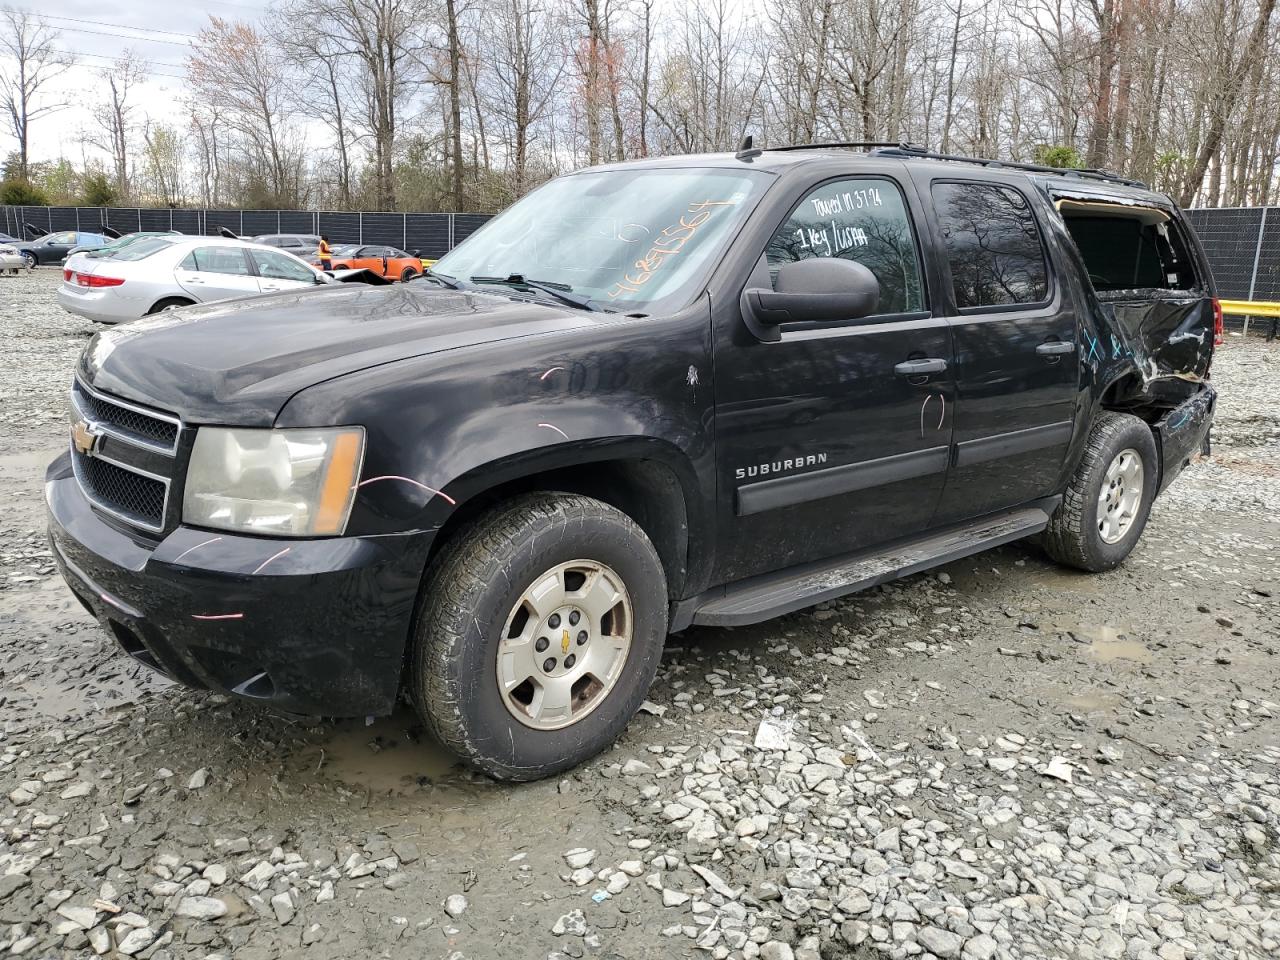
[
  {"left": 187, "top": 17, "right": 300, "bottom": 206},
  {"left": 83, "top": 50, "right": 147, "bottom": 200},
  {"left": 0, "top": 6, "right": 73, "bottom": 179}
]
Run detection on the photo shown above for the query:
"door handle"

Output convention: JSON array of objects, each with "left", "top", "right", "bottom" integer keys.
[
  {"left": 894, "top": 358, "right": 948, "bottom": 376},
  {"left": 1036, "top": 341, "right": 1076, "bottom": 356}
]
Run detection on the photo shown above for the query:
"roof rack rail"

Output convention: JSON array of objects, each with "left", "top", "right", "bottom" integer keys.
[
  {"left": 766, "top": 141, "right": 927, "bottom": 153},
  {"left": 868, "top": 145, "right": 1147, "bottom": 189}
]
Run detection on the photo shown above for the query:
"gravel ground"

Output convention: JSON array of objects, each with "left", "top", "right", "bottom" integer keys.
[{"left": 1, "top": 268, "right": 1277, "bottom": 960}]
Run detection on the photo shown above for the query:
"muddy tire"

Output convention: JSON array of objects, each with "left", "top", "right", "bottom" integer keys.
[
  {"left": 1042, "top": 412, "right": 1158, "bottom": 572},
  {"left": 411, "top": 492, "right": 667, "bottom": 781}
]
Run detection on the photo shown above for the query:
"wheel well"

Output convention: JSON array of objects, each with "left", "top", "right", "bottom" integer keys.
[
  {"left": 147, "top": 296, "right": 194, "bottom": 315},
  {"left": 427, "top": 459, "right": 691, "bottom": 599},
  {"left": 1099, "top": 372, "right": 1196, "bottom": 426}
]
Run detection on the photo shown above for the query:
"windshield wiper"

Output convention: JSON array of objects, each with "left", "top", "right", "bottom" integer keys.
[
  {"left": 469, "top": 274, "right": 605, "bottom": 312},
  {"left": 419, "top": 268, "right": 463, "bottom": 289}
]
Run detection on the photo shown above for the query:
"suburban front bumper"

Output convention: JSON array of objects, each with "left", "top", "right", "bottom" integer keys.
[{"left": 45, "top": 450, "right": 433, "bottom": 716}]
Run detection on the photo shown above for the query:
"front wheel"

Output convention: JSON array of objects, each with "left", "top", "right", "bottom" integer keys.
[
  {"left": 1042, "top": 412, "right": 1158, "bottom": 572},
  {"left": 412, "top": 493, "right": 668, "bottom": 780},
  {"left": 21, "top": 253, "right": 35, "bottom": 270}
]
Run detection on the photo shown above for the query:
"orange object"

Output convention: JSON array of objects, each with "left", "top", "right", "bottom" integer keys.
[
  {"left": 314, "top": 429, "right": 364, "bottom": 535},
  {"left": 324, "top": 244, "right": 423, "bottom": 281}
]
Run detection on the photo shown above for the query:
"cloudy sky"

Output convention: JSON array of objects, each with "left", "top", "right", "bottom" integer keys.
[{"left": 5, "top": 0, "right": 270, "bottom": 164}]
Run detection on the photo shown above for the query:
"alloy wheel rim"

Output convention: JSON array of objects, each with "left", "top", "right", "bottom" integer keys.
[
  {"left": 1096, "top": 447, "right": 1144, "bottom": 544},
  {"left": 495, "top": 559, "right": 633, "bottom": 731}
]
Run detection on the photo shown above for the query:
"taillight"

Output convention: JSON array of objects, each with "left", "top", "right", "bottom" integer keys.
[
  {"left": 76, "top": 273, "right": 124, "bottom": 288},
  {"left": 63, "top": 268, "right": 72, "bottom": 282},
  {"left": 1211, "top": 297, "right": 1223, "bottom": 346}
]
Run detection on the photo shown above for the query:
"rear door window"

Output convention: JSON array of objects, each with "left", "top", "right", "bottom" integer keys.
[
  {"left": 765, "top": 177, "right": 925, "bottom": 316},
  {"left": 180, "top": 247, "right": 252, "bottom": 275},
  {"left": 931, "top": 181, "right": 1049, "bottom": 309}
]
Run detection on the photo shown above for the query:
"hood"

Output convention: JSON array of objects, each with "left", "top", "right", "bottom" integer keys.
[{"left": 80, "top": 284, "right": 599, "bottom": 425}]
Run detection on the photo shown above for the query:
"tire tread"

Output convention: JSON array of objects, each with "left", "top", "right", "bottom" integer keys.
[
  {"left": 1043, "top": 411, "right": 1152, "bottom": 571},
  {"left": 413, "top": 492, "right": 662, "bottom": 779}
]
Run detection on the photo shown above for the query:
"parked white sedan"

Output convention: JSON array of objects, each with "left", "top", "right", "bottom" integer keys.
[
  {"left": 0, "top": 243, "right": 26, "bottom": 275},
  {"left": 58, "top": 235, "right": 339, "bottom": 324}
]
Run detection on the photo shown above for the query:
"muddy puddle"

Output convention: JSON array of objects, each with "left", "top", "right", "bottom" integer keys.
[
  {"left": 305, "top": 710, "right": 459, "bottom": 794},
  {"left": 1069, "top": 624, "right": 1152, "bottom": 663}
]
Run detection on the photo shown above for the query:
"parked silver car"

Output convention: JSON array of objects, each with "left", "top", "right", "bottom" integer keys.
[
  {"left": 57, "top": 236, "right": 336, "bottom": 324},
  {"left": 0, "top": 243, "right": 26, "bottom": 274}
]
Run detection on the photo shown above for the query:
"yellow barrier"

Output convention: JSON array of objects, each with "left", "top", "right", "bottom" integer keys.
[{"left": 1220, "top": 299, "right": 1280, "bottom": 318}]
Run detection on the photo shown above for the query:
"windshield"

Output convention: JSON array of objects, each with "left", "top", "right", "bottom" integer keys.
[
  {"left": 109, "top": 237, "right": 177, "bottom": 261},
  {"left": 332, "top": 244, "right": 360, "bottom": 256},
  {"left": 433, "top": 167, "right": 772, "bottom": 312}
]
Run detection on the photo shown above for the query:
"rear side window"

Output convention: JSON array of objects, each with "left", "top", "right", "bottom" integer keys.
[
  {"left": 932, "top": 181, "right": 1049, "bottom": 308},
  {"left": 766, "top": 177, "right": 925, "bottom": 315},
  {"left": 1058, "top": 203, "right": 1198, "bottom": 292},
  {"left": 180, "top": 247, "right": 251, "bottom": 275}
]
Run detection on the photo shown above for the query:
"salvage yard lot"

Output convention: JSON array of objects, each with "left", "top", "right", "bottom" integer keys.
[{"left": 1, "top": 267, "right": 1277, "bottom": 960}]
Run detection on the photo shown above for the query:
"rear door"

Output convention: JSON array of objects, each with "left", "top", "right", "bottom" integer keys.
[
  {"left": 920, "top": 177, "right": 1080, "bottom": 523},
  {"left": 713, "top": 172, "right": 955, "bottom": 583},
  {"left": 175, "top": 246, "right": 260, "bottom": 301},
  {"left": 248, "top": 247, "right": 319, "bottom": 293}
]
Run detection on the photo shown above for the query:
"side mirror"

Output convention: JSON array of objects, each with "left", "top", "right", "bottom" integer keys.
[{"left": 742, "top": 258, "right": 879, "bottom": 337}]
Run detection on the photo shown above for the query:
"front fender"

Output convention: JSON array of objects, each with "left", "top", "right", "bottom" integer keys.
[{"left": 276, "top": 300, "right": 716, "bottom": 572}]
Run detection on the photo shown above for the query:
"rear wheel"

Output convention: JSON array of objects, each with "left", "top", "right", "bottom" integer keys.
[
  {"left": 400, "top": 266, "right": 418, "bottom": 282},
  {"left": 146, "top": 297, "right": 195, "bottom": 315},
  {"left": 412, "top": 492, "right": 668, "bottom": 780},
  {"left": 1042, "top": 412, "right": 1158, "bottom": 572}
]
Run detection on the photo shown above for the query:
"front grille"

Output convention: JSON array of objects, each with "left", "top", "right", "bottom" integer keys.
[
  {"left": 73, "top": 450, "right": 168, "bottom": 530},
  {"left": 72, "top": 380, "right": 179, "bottom": 451},
  {"left": 70, "top": 380, "right": 181, "bottom": 534}
]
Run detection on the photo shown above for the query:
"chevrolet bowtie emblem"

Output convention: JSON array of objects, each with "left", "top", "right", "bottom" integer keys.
[
  {"left": 561, "top": 629, "right": 571, "bottom": 654},
  {"left": 71, "top": 419, "right": 101, "bottom": 457}
]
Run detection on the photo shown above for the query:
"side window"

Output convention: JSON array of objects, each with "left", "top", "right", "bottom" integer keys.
[
  {"left": 186, "top": 247, "right": 251, "bottom": 275},
  {"left": 50, "top": 232, "right": 76, "bottom": 245},
  {"left": 251, "top": 249, "right": 316, "bottom": 282},
  {"left": 766, "top": 178, "right": 924, "bottom": 316},
  {"left": 932, "top": 182, "right": 1049, "bottom": 309},
  {"left": 1059, "top": 205, "right": 1198, "bottom": 292}
]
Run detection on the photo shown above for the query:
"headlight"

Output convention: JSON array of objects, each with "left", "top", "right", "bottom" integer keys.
[{"left": 183, "top": 427, "right": 365, "bottom": 537}]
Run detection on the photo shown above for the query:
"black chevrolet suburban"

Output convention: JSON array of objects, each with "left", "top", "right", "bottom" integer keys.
[{"left": 47, "top": 143, "right": 1218, "bottom": 780}]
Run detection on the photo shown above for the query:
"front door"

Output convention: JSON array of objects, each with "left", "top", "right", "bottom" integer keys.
[
  {"left": 713, "top": 174, "right": 955, "bottom": 584},
  {"left": 922, "top": 178, "right": 1081, "bottom": 523},
  {"left": 248, "top": 247, "right": 320, "bottom": 293}
]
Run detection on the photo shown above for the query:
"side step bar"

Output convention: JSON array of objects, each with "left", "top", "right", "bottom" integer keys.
[{"left": 685, "top": 505, "right": 1052, "bottom": 628}]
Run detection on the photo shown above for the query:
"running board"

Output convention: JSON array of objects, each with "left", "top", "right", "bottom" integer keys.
[{"left": 688, "top": 506, "right": 1052, "bottom": 628}]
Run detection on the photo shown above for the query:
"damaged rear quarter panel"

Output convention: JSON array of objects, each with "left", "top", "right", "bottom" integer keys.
[{"left": 1091, "top": 293, "right": 1214, "bottom": 388}]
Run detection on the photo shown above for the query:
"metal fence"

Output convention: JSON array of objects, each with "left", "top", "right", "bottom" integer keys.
[
  {"left": 3, "top": 201, "right": 1277, "bottom": 302},
  {"left": 1183, "top": 206, "right": 1280, "bottom": 302},
  {"left": 0, "top": 205, "right": 492, "bottom": 260}
]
